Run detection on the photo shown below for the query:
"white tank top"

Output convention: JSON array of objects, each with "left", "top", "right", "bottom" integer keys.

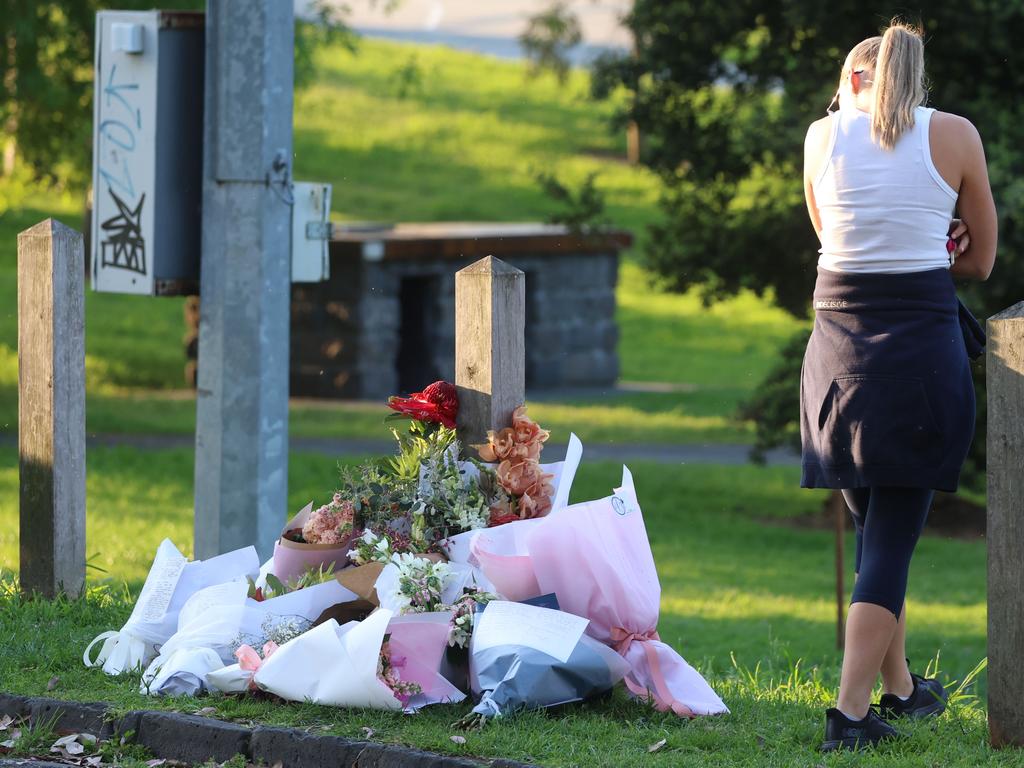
[{"left": 813, "top": 105, "right": 958, "bottom": 274}]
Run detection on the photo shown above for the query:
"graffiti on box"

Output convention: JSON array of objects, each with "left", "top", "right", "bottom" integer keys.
[{"left": 97, "top": 63, "right": 147, "bottom": 277}]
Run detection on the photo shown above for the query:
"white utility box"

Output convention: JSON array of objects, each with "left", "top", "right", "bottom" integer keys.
[
  {"left": 291, "top": 182, "right": 332, "bottom": 283},
  {"left": 91, "top": 10, "right": 204, "bottom": 295}
]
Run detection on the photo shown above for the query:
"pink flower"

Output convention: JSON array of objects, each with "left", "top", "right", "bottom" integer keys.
[{"left": 302, "top": 498, "right": 356, "bottom": 545}]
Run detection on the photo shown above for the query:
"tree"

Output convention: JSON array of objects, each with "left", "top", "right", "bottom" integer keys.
[
  {"left": 519, "top": 1, "right": 583, "bottom": 85},
  {"left": 1, "top": 1, "right": 385, "bottom": 184},
  {"left": 593, "top": 2, "right": 1024, "bottom": 487}
]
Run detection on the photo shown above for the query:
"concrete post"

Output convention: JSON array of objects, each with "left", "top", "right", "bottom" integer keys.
[
  {"left": 17, "top": 220, "right": 86, "bottom": 597},
  {"left": 987, "top": 300, "right": 1024, "bottom": 747},
  {"left": 454, "top": 256, "right": 525, "bottom": 451},
  {"left": 194, "top": 0, "right": 294, "bottom": 560}
]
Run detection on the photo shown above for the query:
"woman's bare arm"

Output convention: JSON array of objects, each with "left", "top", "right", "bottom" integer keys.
[
  {"left": 803, "top": 117, "right": 832, "bottom": 239},
  {"left": 933, "top": 113, "right": 998, "bottom": 280}
]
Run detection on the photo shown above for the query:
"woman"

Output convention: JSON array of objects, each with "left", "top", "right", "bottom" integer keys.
[{"left": 800, "top": 21, "right": 997, "bottom": 751}]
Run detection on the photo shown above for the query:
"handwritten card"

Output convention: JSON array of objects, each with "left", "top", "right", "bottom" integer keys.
[
  {"left": 131, "top": 540, "right": 187, "bottom": 624},
  {"left": 473, "top": 601, "right": 589, "bottom": 663}
]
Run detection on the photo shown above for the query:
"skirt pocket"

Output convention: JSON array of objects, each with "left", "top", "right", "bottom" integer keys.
[{"left": 818, "top": 375, "right": 942, "bottom": 468}]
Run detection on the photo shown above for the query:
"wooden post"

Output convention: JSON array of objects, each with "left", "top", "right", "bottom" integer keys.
[
  {"left": 831, "top": 490, "right": 846, "bottom": 650},
  {"left": 17, "top": 219, "right": 86, "bottom": 598},
  {"left": 454, "top": 256, "right": 525, "bottom": 452},
  {"left": 987, "top": 300, "right": 1024, "bottom": 748}
]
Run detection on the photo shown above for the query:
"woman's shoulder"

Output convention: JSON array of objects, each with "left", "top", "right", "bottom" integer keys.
[
  {"left": 804, "top": 114, "right": 834, "bottom": 149},
  {"left": 927, "top": 109, "right": 982, "bottom": 143}
]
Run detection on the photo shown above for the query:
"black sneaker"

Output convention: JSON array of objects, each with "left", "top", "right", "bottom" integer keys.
[
  {"left": 879, "top": 671, "right": 947, "bottom": 719},
  {"left": 820, "top": 706, "right": 899, "bottom": 752}
]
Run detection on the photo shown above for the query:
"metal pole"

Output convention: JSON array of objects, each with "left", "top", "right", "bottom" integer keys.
[{"left": 194, "top": 0, "right": 294, "bottom": 560}]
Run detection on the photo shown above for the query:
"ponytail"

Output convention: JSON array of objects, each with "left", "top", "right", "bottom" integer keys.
[{"left": 871, "top": 21, "right": 926, "bottom": 150}]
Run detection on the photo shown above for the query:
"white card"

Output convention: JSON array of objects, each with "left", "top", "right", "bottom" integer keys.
[
  {"left": 473, "top": 601, "right": 589, "bottom": 663},
  {"left": 133, "top": 540, "right": 188, "bottom": 624}
]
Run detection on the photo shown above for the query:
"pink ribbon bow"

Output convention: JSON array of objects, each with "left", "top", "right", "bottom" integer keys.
[
  {"left": 610, "top": 627, "right": 694, "bottom": 718},
  {"left": 235, "top": 641, "right": 280, "bottom": 690}
]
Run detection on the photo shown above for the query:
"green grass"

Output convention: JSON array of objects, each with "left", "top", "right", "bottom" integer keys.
[
  {"left": 0, "top": 450, "right": 997, "bottom": 766},
  {"left": 0, "top": 38, "right": 802, "bottom": 445}
]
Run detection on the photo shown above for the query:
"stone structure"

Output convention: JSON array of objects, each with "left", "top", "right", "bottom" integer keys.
[{"left": 289, "top": 223, "right": 629, "bottom": 399}]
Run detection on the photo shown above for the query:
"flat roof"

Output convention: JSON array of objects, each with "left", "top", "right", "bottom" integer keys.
[{"left": 329, "top": 221, "right": 632, "bottom": 261}]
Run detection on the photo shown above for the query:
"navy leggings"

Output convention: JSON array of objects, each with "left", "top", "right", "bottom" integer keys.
[{"left": 841, "top": 486, "right": 933, "bottom": 618}]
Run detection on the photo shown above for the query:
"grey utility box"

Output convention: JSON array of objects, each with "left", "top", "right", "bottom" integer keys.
[{"left": 91, "top": 10, "right": 204, "bottom": 295}]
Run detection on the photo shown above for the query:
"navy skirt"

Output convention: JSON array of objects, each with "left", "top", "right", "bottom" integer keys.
[{"left": 800, "top": 267, "right": 976, "bottom": 492}]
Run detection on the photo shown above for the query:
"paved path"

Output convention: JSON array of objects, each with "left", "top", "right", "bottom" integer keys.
[{"left": 1, "top": 432, "right": 800, "bottom": 466}]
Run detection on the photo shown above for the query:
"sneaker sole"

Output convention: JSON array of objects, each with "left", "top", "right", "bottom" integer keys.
[
  {"left": 908, "top": 698, "right": 946, "bottom": 719},
  {"left": 820, "top": 736, "right": 890, "bottom": 752},
  {"left": 881, "top": 696, "right": 947, "bottom": 720}
]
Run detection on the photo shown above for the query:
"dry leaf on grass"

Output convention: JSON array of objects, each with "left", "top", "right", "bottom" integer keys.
[
  {"left": 0, "top": 714, "right": 14, "bottom": 731},
  {"left": 196, "top": 707, "right": 217, "bottom": 716},
  {"left": 52, "top": 734, "right": 88, "bottom": 755},
  {"left": 47, "top": 676, "right": 60, "bottom": 691},
  {"left": 145, "top": 759, "right": 166, "bottom": 767},
  {"left": 450, "top": 735, "right": 467, "bottom": 745},
  {"left": 84, "top": 756, "right": 104, "bottom": 767},
  {"left": 361, "top": 727, "right": 375, "bottom": 739},
  {"left": 647, "top": 738, "right": 667, "bottom": 753}
]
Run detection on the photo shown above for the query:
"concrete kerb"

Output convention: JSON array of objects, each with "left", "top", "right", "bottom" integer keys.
[{"left": 0, "top": 694, "right": 533, "bottom": 767}]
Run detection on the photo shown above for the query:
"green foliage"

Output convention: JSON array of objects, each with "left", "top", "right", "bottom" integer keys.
[
  {"left": 518, "top": 1, "right": 582, "bottom": 85},
  {"left": 737, "top": 328, "right": 809, "bottom": 462},
  {"left": 536, "top": 170, "right": 612, "bottom": 236},
  {"left": 387, "top": 54, "right": 425, "bottom": 99},
  {"left": 593, "top": 2, "right": 1024, "bottom": 319},
  {"left": 294, "top": 1, "right": 359, "bottom": 92},
  {"left": 0, "top": 0, "right": 202, "bottom": 184},
  {"left": 338, "top": 459, "right": 418, "bottom": 531},
  {"left": 384, "top": 420, "right": 456, "bottom": 484}
]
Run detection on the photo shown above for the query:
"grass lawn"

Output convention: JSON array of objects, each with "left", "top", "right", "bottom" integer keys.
[
  {"left": 0, "top": 37, "right": 803, "bottom": 446},
  {"left": 0, "top": 449, "right": 996, "bottom": 767}
]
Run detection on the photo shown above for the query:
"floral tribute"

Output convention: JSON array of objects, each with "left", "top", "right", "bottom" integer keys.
[{"left": 94, "top": 378, "right": 729, "bottom": 724}]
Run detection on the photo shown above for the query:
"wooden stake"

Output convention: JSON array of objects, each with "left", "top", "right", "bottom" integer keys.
[
  {"left": 454, "top": 256, "right": 525, "bottom": 452},
  {"left": 18, "top": 219, "right": 86, "bottom": 598},
  {"left": 987, "top": 301, "right": 1024, "bottom": 747},
  {"left": 831, "top": 490, "right": 846, "bottom": 650}
]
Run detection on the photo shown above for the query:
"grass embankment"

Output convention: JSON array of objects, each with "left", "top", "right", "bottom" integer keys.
[
  {"left": 0, "top": 454, "right": 992, "bottom": 767},
  {"left": 0, "top": 38, "right": 801, "bottom": 446}
]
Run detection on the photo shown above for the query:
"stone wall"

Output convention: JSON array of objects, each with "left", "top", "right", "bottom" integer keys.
[{"left": 288, "top": 223, "right": 628, "bottom": 400}]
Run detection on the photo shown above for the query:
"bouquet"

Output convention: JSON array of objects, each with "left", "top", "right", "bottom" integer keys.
[
  {"left": 83, "top": 540, "right": 259, "bottom": 675},
  {"left": 272, "top": 495, "right": 356, "bottom": 584},
  {"left": 463, "top": 600, "right": 630, "bottom": 725},
  {"left": 140, "top": 575, "right": 354, "bottom": 696},
  {"left": 252, "top": 610, "right": 409, "bottom": 710},
  {"left": 474, "top": 467, "right": 729, "bottom": 717}
]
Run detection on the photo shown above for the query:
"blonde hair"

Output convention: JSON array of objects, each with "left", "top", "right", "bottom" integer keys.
[{"left": 834, "top": 21, "right": 927, "bottom": 150}]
